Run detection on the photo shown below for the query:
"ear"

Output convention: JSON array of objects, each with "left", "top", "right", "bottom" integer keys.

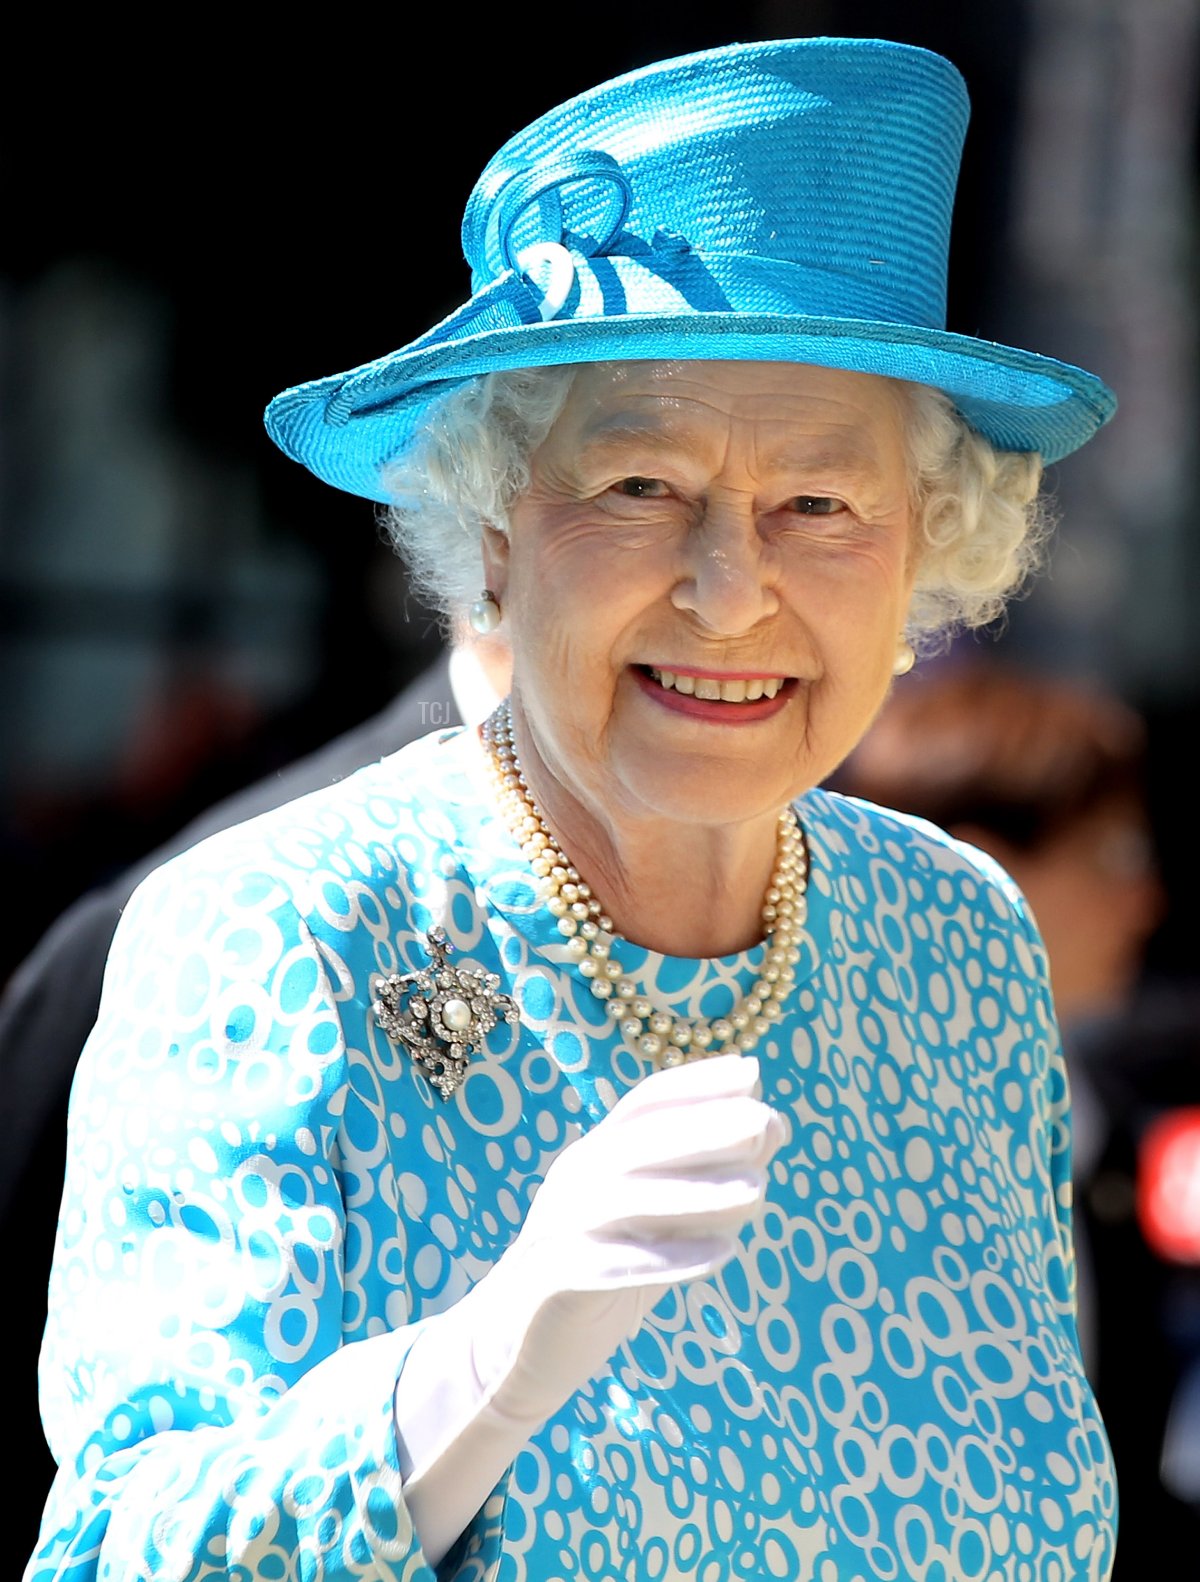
[{"left": 480, "top": 519, "right": 511, "bottom": 601}]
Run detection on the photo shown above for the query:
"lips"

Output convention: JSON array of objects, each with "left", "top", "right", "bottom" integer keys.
[{"left": 645, "top": 666, "right": 789, "bottom": 702}]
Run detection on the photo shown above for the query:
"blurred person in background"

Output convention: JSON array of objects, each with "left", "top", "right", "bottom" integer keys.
[
  {"left": 838, "top": 663, "right": 1163, "bottom": 1033},
  {"left": 839, "top": 661, "right": 1200, "bottom": 1571}
]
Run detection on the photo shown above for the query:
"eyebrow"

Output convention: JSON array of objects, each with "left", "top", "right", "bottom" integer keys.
[{"left": 578, "top": 415, "right": 887, "bottom": 483}]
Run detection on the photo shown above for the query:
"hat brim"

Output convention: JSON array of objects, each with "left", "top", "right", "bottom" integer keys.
[{"left": 266, "top": 307, "right": 1116, "bottom": 506}]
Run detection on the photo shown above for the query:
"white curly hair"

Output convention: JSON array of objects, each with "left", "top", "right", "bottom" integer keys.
[{"left": 380, "top": 364, "right": 1047, "bottom": 649}]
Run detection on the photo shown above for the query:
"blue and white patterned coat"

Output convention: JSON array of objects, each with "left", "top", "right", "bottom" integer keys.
[{"left": 28, "top": 727, "right": 1117, "bottom": 1581}]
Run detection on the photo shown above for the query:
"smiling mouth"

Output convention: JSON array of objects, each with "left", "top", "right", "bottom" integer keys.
[{"left": 643, "top": 666, "right": 790, "bottom": 702}]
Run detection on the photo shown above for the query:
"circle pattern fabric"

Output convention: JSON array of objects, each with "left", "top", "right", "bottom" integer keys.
[{"left": 29, "top": 728, "right": 1116, "bottom": 1581}]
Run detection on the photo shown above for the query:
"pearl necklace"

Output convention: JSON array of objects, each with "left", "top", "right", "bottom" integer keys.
[{"left": 481, "top": 701, "right": 808, "bottom": 1066}]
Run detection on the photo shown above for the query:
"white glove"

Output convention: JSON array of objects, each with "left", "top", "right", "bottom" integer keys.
[{"left": 395, "top": 1054, "right": 786, "bottom": 1564}]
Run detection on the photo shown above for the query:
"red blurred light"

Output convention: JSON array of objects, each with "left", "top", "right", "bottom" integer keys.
[{"left": 1138, "top": 1109, "right": 1200, "bottom": 1264}]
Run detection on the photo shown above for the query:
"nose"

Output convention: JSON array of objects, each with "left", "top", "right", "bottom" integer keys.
[{"left": 669, "top": 498, "right": 780, "bottom": 635}]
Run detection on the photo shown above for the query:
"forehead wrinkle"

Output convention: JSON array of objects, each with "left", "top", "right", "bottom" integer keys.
[
  {"left": 579, "top": 417, "right": 892, "bottom": 490},
  {"left": 757, "top": 438, "right": 887, "bottom": 485},
  {"left": 577, "top": 410, "right": 703, "bottom": 458},
  {"left": 569, "top": 374, "right": 908, "bottom": 492}
]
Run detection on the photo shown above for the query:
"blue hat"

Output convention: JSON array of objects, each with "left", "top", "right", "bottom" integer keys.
[{"left": 265, "top": 37, "right": 1115, "bottom": 503}]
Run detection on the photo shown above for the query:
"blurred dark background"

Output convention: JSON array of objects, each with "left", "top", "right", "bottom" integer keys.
[{"left": 3, "top": 1, "right": 1198, "bottom": 1572}]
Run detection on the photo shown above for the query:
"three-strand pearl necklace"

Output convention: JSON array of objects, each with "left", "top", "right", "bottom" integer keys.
[{"left": 481, "top": 700, "right": 808, "bottom": 1066}]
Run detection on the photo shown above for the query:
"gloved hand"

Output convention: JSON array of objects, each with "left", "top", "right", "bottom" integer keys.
[{"left": 396, "top": 1054, "right": 786, "bottom": 1564}]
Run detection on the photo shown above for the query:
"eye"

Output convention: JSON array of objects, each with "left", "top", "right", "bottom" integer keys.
[
  {"left": 787, "top": 495, "right": 845, "bottom": 516},
  {"left": 613, "top": 477, "right": 669, "bottom": 498}
]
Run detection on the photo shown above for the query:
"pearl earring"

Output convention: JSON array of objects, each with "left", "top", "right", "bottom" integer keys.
[
  {"left": 468, "top": 590, "right": 502, "bottom": 634},
  {"left": 893, "top": 640, "right": 916, "bottom": 676}
]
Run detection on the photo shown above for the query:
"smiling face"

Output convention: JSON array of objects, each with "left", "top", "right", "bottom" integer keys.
[{"left": 483, "top": 359, "right": 918, "bottom": 840}]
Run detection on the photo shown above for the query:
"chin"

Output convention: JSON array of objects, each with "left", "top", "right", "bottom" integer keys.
[{"left": 610, "top": 745, "right": 805, "bottom": 828}]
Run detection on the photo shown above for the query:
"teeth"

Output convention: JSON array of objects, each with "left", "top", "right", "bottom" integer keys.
[{"left": 648, "top": 669, "right": 786, "bottom": 702}]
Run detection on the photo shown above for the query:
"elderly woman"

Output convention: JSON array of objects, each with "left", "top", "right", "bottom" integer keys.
[{"left": 29, "top": 39, "right": 1117, "bottom": 1582}]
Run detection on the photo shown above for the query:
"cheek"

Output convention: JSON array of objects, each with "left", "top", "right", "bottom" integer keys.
[
  {"left": 543, "top": 519, "right": 676, "bottom": 586},
  {"left": 785, "top": 552, "right": 910, "bottom": 653},
  {"left": 513, "top": 527, "right": 674, "bottom": 640}
]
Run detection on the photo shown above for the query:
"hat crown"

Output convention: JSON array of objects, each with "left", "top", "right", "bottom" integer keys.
[{"left": 462, "top": 39, "right": 970, "bottom": 334}]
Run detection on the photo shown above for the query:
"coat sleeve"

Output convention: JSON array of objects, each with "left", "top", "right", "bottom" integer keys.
[
  {"left": 25, "top": 846, "right": 505, "bottom": 1582},
  {"left": 941, "top": 824, "right": 1083, "bottom": 1354},
  {"left": 1005, "top": 877, "right": 1083, "bottom": 1348},
  {"left": 1041, "top": 943, "right": 1082, "bottom": 1338}
]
